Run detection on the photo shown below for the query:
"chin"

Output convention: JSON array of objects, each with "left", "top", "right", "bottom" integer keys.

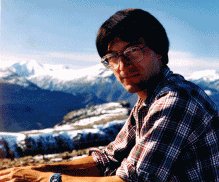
[{"left": 123, "top": 84, "right": 141, "bottom": 93}]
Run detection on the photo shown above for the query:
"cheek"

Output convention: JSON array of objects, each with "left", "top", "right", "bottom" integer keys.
[{"left": 139, "top": 57, "right": 161, "bottom": 77}]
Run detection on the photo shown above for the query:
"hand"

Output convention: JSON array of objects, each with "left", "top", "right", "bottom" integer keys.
[{"left": 0, "top": 166, "right": 52, "bottom": 182}]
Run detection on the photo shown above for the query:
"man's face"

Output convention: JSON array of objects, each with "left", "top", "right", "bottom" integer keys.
[{"left": 107, "top": 38, "right": 162, "bottom": 93}]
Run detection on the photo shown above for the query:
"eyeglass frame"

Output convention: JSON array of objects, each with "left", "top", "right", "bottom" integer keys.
[{"left": 101, "top": 44, "right": 149, "bottom": 70}]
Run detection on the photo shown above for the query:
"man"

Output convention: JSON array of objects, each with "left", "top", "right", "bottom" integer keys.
[{"left": 0, "top": 8, "right": 218, "bottom": 182}]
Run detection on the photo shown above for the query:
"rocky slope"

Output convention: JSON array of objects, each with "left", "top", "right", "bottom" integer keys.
[{"left": 0, "top": 102, "right": 130, "bottom": 159}]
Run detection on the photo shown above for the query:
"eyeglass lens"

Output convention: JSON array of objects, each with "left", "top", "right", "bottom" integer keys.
[{"left": 107, "top": 47, "right": 144, "bottom": 69}]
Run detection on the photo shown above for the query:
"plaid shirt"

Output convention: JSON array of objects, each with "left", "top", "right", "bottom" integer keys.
[{"left": 90, "top": 66, "right": 219, "bottom": 182}]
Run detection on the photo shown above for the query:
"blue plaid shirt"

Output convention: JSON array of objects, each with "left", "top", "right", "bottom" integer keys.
[{"left": 91, "top": 66, "right": 219, "bottom": 182}]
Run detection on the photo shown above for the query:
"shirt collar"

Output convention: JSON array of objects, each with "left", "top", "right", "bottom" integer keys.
[{"left": 140, "top": 65, "right": 172, "bottom": 106}]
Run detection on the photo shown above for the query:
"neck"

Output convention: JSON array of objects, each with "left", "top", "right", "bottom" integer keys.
[
  {"left": 137, "top": 89, "right": 148, "bottom": 100},
  {"left": 136, "top": 68, "right": 165, "bottom": 101}
]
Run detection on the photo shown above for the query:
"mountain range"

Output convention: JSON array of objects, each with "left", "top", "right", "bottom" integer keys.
[{"left": 0, "top": 60, "right": 218, "bottom": 132}]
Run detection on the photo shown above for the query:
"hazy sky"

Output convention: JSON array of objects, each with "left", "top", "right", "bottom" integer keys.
[{"left": 1, "top": 0, "right": 219, "bottom": 76}]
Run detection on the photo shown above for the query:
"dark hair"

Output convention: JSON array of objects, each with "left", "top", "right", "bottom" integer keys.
[{"left": 96, "top": 8, "right": 169, "bottom": 64}]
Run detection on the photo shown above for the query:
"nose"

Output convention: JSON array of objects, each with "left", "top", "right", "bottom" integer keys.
[{"left": 117, "top": 56, "right": 130, "bottom": 70}]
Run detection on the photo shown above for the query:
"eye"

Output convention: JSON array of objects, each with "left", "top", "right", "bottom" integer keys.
[
  {"left": 101, "top": 53, "right": 118, "bottom": 68},
  {"left": 102, "top": 59, "right": 109, "bottom": 65},
  {"left": 101, "top": 55, "right": 110, "bottom": 65},
  {"left": 125, "top": 47, "right": 140, "bottom": 53},
  {"left": 124, "top": 47, "right": 141, "bottom": 59},
  {"left": 106, "top": 53, "right": 119, "bottom": 62}
]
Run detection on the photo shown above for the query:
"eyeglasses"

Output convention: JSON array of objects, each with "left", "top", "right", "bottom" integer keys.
[{"left": 101, "top": 45, "right": 148, "bottom": 70}]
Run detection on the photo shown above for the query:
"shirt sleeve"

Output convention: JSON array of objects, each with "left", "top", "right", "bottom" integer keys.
[
  {"left": 116, "top": 92, "right": 194, "bottom": 182},
  {"left": 90, "top": 109, "right": 136, "bottom": 176}
]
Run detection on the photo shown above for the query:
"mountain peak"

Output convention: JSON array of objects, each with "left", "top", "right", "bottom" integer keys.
[{"left": 10, "top": 60, "right": 45, "bottom": 77}]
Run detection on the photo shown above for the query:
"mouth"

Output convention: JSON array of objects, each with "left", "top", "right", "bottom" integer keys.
[{"left": 122, "top": 74, "right": 139, "bottom": 79}]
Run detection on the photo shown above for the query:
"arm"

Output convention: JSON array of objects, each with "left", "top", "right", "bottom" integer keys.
[
  {"left": 33, "top": 156, "right": 101, "bottom": 176},
  {"left": 0, "top": 169, "right": 124, "bottom": 182},
  {"left": 0, "top": 156, "right": 125, "bottom": 182},
  {"left": 90, "top": 108, "right": 136, "bottom": 176},
  {"left": 61, "top": 175, "right": 124, "bottom": 182}
]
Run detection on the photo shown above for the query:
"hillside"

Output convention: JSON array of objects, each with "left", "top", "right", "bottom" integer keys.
[{"left": 0, "top": 102, "right": 130, "bottom": 158}]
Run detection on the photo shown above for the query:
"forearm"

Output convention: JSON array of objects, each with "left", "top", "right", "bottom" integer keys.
[
  {"left": 35, "top": 156, "right": 124, "bottom": 181},
  {"left": 0, "top": 168, "right": 124, "bottom": 182},
  {"left": 0, "top": 156, "right": 104, "bottom": 181},
  {"left": 62, "top": 175, "right": 124, "bottom": 182},
  {"left": 33, "top": 156, "right": 101, "bottom": 176}
]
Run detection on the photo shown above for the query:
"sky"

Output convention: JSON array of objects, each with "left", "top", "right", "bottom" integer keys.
[{"left": 1, "top": 0, "right": 219, "bottom": 76}]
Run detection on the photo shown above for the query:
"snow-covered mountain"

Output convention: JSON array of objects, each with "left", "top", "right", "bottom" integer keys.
[
  {"left": 1, "top": 60, "right": 113, "bottom": 90},
  {"left": 187, "top": 70, "right": 219, "bottom": 95},
  {"left": 2, "top": 60, "right": 218, "bottom": 100},
  {"left": 186, "top": 70, "right": 219, "bottom": 108},
  {"left": 0, "top": 60, "right": 218, "bottom": 132},
  {"left": 0, "top": 61, "right": 135, "bottom": 132},
  {"left": 0, "top": 60, "right": 134, "bottom": 98}
]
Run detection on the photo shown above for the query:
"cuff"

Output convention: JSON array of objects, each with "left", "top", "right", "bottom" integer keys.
[
  {"left": 116, "top": 159, "right": 138, "bottom": 182},
  {"left": 89, "top": 148, "right": 110, "bottom": 175}
]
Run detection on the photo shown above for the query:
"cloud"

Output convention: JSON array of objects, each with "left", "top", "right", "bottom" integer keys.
[
  {"left": 47, "top": 52, "right": 100, "bottom": 62},
  {"left": 168, "top": 51, "right": 219, "bottom": 76}
]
